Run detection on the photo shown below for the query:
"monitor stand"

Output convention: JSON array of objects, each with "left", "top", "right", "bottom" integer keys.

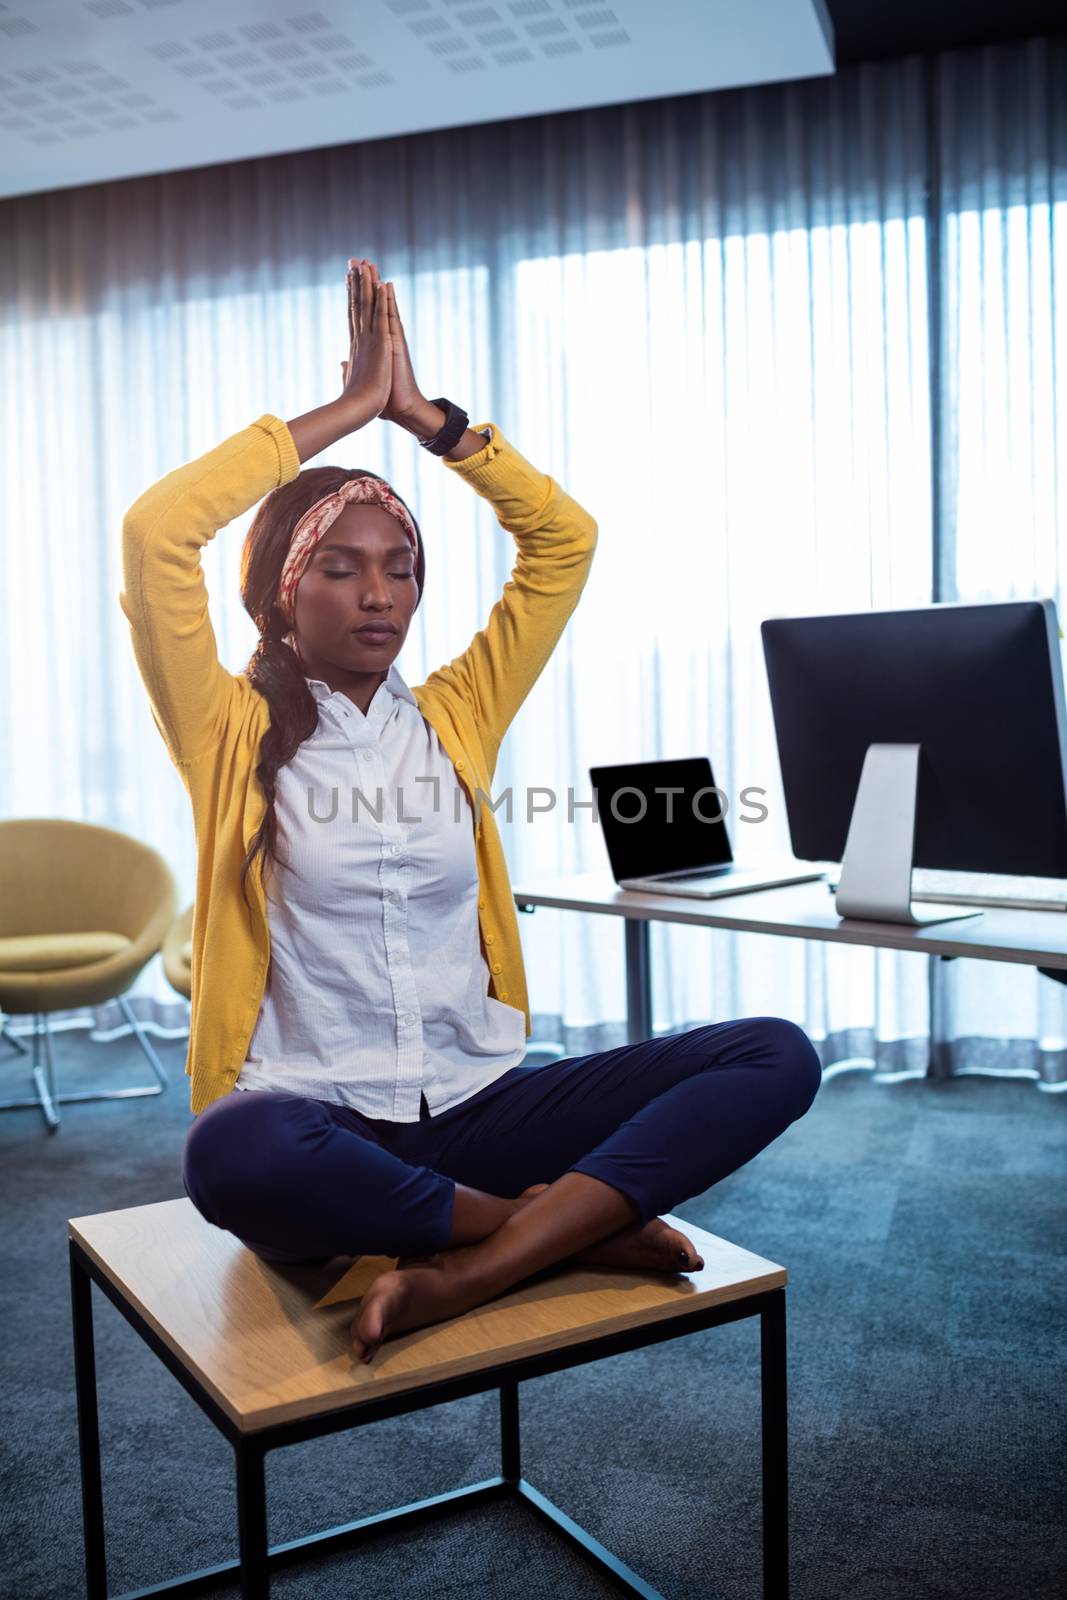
[{"left": 834, "top": 743, "right": 984, "bottom": 925}]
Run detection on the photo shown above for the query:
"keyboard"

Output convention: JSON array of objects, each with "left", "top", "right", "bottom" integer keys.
[{"left": 826, "top": 871, "right": 1067, "bottom": 913}]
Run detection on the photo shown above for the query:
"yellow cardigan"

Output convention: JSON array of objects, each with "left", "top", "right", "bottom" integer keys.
[{"left": 120, "top": 413, "right": 597, "bottom": 1115}]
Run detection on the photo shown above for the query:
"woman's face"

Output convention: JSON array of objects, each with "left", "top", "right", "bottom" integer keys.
[{"left": 291, "top": 503, "right": 418, "bottom": 683}]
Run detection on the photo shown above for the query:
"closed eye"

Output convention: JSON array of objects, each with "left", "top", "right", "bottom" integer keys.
[{"left": 324, "top": 571, "right": 413, "bottom": 579}]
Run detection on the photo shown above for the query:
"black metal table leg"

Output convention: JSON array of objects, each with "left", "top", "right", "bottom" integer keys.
[
  {"left": 500, "top": 1380, "right": 520, "bottom": 1482},
  {"left": 236, "top": 1440, "right": 269, "bottom": 1599},
  {"left": 760, "top": 1289, "right": 789, "bottom": 1599},
  {"left": 70, "top": 1242, "right": 108, "bottom": 1599}
]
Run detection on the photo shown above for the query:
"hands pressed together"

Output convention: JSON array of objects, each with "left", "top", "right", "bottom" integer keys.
[
  {"left": 286, "top": 255, "right": 483, "bottom": 466},
  {"left": 340, "top": 257, "right": 431, "bottom": 433}
]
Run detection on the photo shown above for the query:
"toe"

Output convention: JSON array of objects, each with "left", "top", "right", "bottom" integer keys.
[{"left": 671, "top": 1232, "right": 705, "bottom": 1271}]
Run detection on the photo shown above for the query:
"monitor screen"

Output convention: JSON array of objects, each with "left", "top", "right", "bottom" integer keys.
[{"left": 761, "top": 600, "right": 1067, "bottom": 879}]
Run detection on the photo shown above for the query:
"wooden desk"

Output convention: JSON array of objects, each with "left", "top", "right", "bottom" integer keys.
[{"left": 513, "top": 873, "right": 1067, "bottom": 1070}]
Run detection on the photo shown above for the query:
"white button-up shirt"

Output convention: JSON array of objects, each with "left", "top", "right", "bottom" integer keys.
[{"left": 234, "top": 661, "right": 527, "bottom": 1120}]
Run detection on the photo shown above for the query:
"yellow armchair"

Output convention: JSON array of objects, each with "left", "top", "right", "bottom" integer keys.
[{"left": 0, "top": 819, "right": 178, "bottom": 1131}]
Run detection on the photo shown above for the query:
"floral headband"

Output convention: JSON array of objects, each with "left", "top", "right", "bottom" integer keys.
[{"left": 276, "top": 476, "right": 419, "bottom": 630}]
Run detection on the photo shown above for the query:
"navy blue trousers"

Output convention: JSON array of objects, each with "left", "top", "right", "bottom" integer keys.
[{"left": 182, "top": 1017, "right": 822, "bottom": 1265}]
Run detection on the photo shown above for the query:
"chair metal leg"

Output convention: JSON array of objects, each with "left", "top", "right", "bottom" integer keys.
[
  {"left": 33, "top": 1012, "right": 61, "bottom": 1131},
  {"left": 760, "top": 1289, "right": 790, "bottom": 1599},
  {"left": 0, "top": 998, "right": 170, "bottom": 1128},
  {"left": 115, "top": 992, "right": 170, "bottom": 1088},
  {"left": 0, "top": 1016, "right": 30, "bottom": 1056}
]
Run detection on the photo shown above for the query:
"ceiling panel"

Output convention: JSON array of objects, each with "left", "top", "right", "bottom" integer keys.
[{"left": 0, "top": 0, "right": 834, "bottom": 199}]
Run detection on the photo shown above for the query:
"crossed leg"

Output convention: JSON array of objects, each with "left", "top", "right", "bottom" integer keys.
[
  {"left": 182, "top": 1017, "right": 821, "bottom": 1363},
  {"left": 351, "top": 1016, "right": 821, "bottom": 1360}
]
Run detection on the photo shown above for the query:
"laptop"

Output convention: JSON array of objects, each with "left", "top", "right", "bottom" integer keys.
[{"left": 590, "top": 757, "right": 826, "bottom": 900}]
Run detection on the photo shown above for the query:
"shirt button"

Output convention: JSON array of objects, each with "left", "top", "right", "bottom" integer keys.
[
  {"left": 401, "top": 1013, "right": 414, "bottom": 1026},
  {"left": 491, "top": 962, "right": 503, "bottom": 974},
  {"left": 390, "top": 844, "right": 401, "bottom": 855},
  {"left": 361, "top": 749, "right": 373, "bottom": 760}
]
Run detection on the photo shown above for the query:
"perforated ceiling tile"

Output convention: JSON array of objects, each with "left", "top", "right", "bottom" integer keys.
[
  {"left": 240, "top": 21, "right": 284, "bottom": 43},
  {"left": 288, "top": 9, "right": 332, "bottom": 29},
  {"left": 0, "top": 13, "right": 41, "bottom": 37},
  {"left": 308, "top": 32, "right": 359, "bottom": 50},
  {"left": 84, "top": 0, "right": 135, "bottom": 18},
  {"left": 0, "top": 0, "right": 835, "bottom": 198}
]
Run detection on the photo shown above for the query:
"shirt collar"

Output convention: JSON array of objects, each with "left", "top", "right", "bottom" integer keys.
[{"left": 305, "top": 660, "right": 418, "bottom": 710}]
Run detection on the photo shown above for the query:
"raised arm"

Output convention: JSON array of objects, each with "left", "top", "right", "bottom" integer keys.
[
  {"left": 428, "top": 425, "right": 598, "bottom": 771},
  {"left": 120, "top": 417, "right": 303, "bottom": 768},
  {"left": 119, "top": 264, "right": 398, "bottom": 769}
]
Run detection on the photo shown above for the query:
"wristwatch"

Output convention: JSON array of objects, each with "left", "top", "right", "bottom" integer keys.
[{"left": 418, "top": 397, "right": 473, "bottom": 456}]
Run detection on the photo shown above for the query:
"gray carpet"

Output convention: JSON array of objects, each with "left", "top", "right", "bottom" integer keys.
[{"left": 1, "top": 1023, "right": 1065, "bottom": 1600}]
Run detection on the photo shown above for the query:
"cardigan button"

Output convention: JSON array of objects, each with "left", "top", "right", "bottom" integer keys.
[
  {"left": 478, "top": 897, "right": 486, "bottom": 910},
  {"left": 491, "top": 962, "right": 503, "bottom": 974},
  {"left": 455, "top": 760, "right": 465, "bottom": 771},
  {"left": 500, "top": 991, "right": 509, "bottom": 1001},
  {"left": 484, "top": 934, "right": 495, "bottom": 945}
]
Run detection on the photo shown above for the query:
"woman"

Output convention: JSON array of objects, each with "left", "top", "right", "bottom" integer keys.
[{"left": 121, "top": 257, "right": 822, "bottom": 1364}]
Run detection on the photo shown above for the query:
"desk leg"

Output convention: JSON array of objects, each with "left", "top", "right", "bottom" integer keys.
[
  {"left": 70, "top": 1244, "right": 108, "bottom": 1600},
  {"left": 760, "top": 1289, "right": 789, "bottom": 1600},
  {"left": 625, "top": 919, "right": 653, "bottom": 1045},
  {"left": 235, "top": 1440, "right": 269, "bottom": 1598},
  {"left": 927, "top": 954, "right": 955, "bottom": 1079}
]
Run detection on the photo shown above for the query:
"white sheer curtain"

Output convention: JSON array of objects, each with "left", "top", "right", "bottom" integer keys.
[
  {"left": 931, "top": 38, "right": 1067, "bottom": 1086},
  {"left": 1, "top": 36, "right": 1065, "bottom": 1084}
]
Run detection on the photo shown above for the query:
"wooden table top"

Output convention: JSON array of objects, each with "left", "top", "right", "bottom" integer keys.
[{"left": 69, "top": 1197, "right": 785, "bottom": 1434}]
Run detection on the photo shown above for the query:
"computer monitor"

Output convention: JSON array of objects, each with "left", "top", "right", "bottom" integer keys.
[{"left": 760, "top": 599, "right": 1067, "bottom": 925}]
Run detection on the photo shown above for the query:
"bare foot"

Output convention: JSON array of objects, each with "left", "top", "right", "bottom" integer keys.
[
  {"left": 517, "top": 1184, "right": 706, "bottom": 1275},
  {"left": 352, "top": 1185, "right": 705, "bottom": 1363},
  {"left": 351, "top": 1244, "right": 495, "bottom": 1363}
]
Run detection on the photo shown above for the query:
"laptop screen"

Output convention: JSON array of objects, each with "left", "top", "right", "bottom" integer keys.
[{"left": 589, "top": 758, "right": 734, "bottom": 881}]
